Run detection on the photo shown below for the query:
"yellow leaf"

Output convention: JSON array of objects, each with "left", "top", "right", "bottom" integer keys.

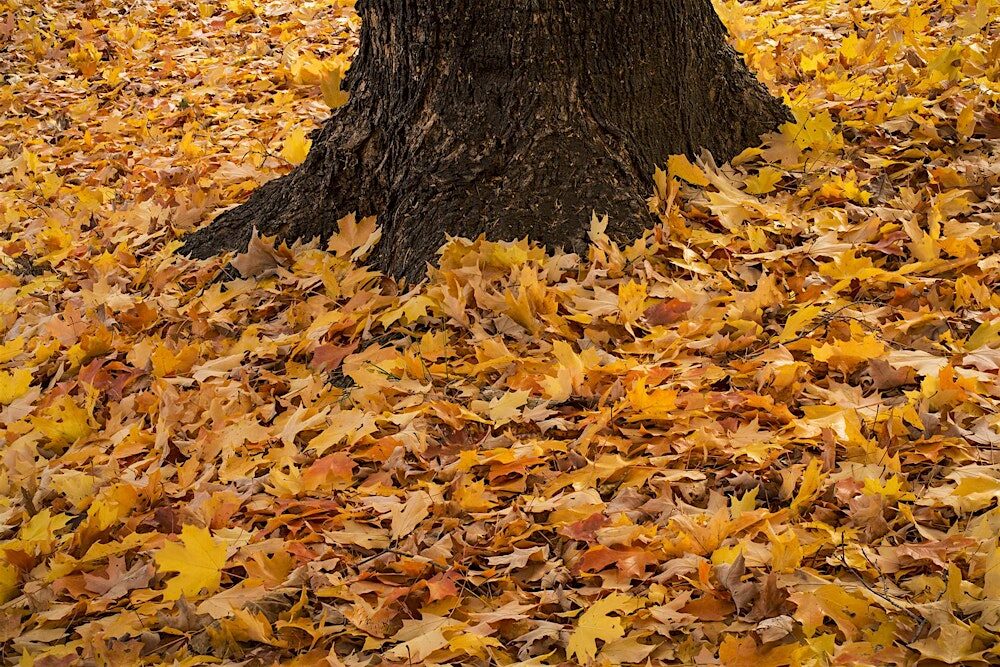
[
  {"left": 817, "top": 172, "right": 871, "bottom": 204},
  {"left": 32, "top": 396, "right": 93, "bottom": 446},
  {"left": 0, "top": 368, "right": 32, "bottom": 405},
  {"left": 953, "top": 475, "right": 1000, "bottom": 498},
  {"left": 863, "top": 475, "right": 907, "bottom": 499},
  {"left": 178, "top": 130, "right": 203, "bottom": 158},
  {"left": 566, "top": 593, "right": 636, "bottom": 664},
  {"left": 800, "top": 52, "right": 826, "bottom": 72},
  {"left": 281, "top": 128, "right": 312, "bottom": 165},
  {"left": 488, "top": 390, "right": 530, "bottom": 426},
  {"left": 87, "top": 484, "right": 140, "bottom": 531},
  {"left": 309, "top": 409, "right": 376, "bottom": 456},
  {"left": 625, "top": 375, "right": 677, "bottom": 420},
  {"left": 456, "top": 479, "right": 495, "bottom": 512},
  {"left": 984, "top": 547, "right": 1000, "bottom": 598},
  {"left": 790, "top": 458, "right": 825, "bottom": 514},
  {"left": 617, "top": 280, "right": 648, "bottom": 325},
  {"left": 811, "top": 323, "right": 886, "bottom": 370},
  {"left": 744, "top": 166, "right": 783, "bottom": 195},
  {"left": 68, "top": 42, "right": 101, "bottom": 77},
  {"left": 768, "top": 525, "right": 804, "bottom": 572},
  {"left": 39, "top": 171, "right": 63, "bottom": 199},
  {"left": 730, "top": 487, "right": 758, "bottom": 517},
  {"left": 0, "top": 563, "right": 16, "bottom": 603},
  {"left": 653, "top": 166, "right": 669, "bottom": 200},
  {"left": 965, "top": 320, "right": 1000, "bottom": 351},
  {"left": 779, "top": 305, "right": 824, "bottom": 343},
  {"left": 320, "top": 66, "right": 350, "bottom": 110},
  {"left": 959, "top": 0, "right": 996, "bottom": 36},
  {"left": 839, "top": 33, "right": 863, "bottom": 60},
  {"left": 21, "top": 147, "right": 42, "bottom": 173},
  {"left": 154, "top": 525, "right": 228, "bottom": 601},
  {"left": 19, "top": 509, "right": 72, "bottom": 548},
  {"left": 390, "top": 491, "right": 433, "bottom": 540},
  {"left": 0, "top": 338, "right": 26, "bottom": 364},
  {"left": 793, "top": 110, "right": 843, "bottom": 153},
  {"left": 449, "top": 632, "right": 502, "bottom": 658},
  {"left": 226, "top": 0, "right": 256, "bottom": 16},
  {"left": 667, "top": 154, "right": 710, "bottom": 187},
  {"left": 957, "top": 102, "right": 976, "bottom": 140},
  {"left": 911, "top": 623, "right": 983, "bottom": 664}
]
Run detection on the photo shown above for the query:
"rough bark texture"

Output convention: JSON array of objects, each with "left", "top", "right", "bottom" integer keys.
[{"left": 181, "top": 0, "right": 791, "bottom": 281}]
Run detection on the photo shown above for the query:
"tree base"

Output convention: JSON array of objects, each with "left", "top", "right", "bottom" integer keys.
[
  {"left": 180, "top": 0, "right": 792, "bottom": 281},
  {"left": 179, "top": 109, "right": 662, "bottom": 281}
]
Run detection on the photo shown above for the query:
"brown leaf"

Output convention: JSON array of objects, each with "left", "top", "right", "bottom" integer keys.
[
  {"left": 83, "top": 557, "right": 154, "bottom": 600},
  {"left": 747, "top": 572, "right": 788, "bottom": 622},
  {"left": 717, "top": 553, "right": 757, "bottom": 613},
  {"left": 680, "top": 595, "right": 735, "bottom": 622}
]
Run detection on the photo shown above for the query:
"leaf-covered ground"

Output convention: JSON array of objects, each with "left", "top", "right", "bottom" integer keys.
[{"left": 1, "top": 0, "right": 999, "bottom": 664}]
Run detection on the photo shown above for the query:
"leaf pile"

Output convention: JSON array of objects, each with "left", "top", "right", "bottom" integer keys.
[{"left": 1, "top": 0, "right": 1000, "bottom": 664}]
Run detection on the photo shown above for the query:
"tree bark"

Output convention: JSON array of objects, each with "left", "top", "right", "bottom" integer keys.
[{"left": 181, "top": 0, "right": 790, "bottom": 281}]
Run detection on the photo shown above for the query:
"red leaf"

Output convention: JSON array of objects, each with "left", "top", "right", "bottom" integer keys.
[
  {"left": 559, "top": 512, "right": 609, "bottom": 543},
  {"left": 310, "top": 342, "right": 358, "bottom": 373},
  {"left": 643, "top": 298, "right": 692, "bottom": 326}
]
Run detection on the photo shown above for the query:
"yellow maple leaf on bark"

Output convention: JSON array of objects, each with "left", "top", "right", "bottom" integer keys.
[
  {"left": 281, "top": 128, "right": 312, "bottom": 165},
  {"left": 326, "top": 213, "right": 381, "bottom": 259},
  {"left": 667, "top": 154, "right": 710, "bottom": 187},
  {"left": 320, "top": 64, "right": 351, "bottom": 109},
  {"left": 154, "top": 525, "right": 228, "bottom": 600}
]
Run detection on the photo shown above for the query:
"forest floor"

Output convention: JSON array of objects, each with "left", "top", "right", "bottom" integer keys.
[{"left": 1, "top": 0, "right": 1000, "bottom": 664}]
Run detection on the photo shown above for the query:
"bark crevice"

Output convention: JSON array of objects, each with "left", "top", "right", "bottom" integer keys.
[{"left": 180, "top": 0, "right": 791, "bottom": 281}]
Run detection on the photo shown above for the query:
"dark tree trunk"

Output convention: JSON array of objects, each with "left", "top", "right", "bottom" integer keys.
[{"left": 181, "top": 0, "right": 790, "bottom": 281}]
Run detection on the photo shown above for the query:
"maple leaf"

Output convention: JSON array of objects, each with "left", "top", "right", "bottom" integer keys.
[
  {"left": 320, "top": 64, "right": 351, "bottom": 109},
  {"left": 779, "top": 304, "right": 824, "bottom": 342},
  {"left": 790, "top": 458, "right": 826, "bottom": 515},
  {"left": 31, "top": 396, "right": 93, "bottom": 446},
  {"left": 486, "top": 390, "right": 530, "bottom": 426},
  {"left": 667, "top": 154, "right": 710, "bottom": 187},
  {"left": 911, "top": 623, "right": 987, "bottom": 664},
  {"left": 744, "top": 166, "right": 784, "bottom": 194},
  {"left": 811, "top": 322, "right": 886, "bottom": 370},
  {"left": 83, "top": 557, "right": 154, "bottom": 601},
  {"left": 326, "top": 212, "right": 381, "bottom": 259},
  {"left": 226, "top": 0, "right": 257, "bottom": 17},
  {"left": 617, "top": 280, "right": 648, "bottom": 325},
  {"left": 566, "top": 593, "right": 637, "bottom": 663},
  {"left": 643, "top": 297, "right": 691, "bottom": 326},
  {"left": 154, "top": 525, "right": 229, "bottom": 601},
  {"left": 280, "top": 128, "right": 312, "bottom": 165},
  {"left": 0, "top": 563, "right": 17, "bottom": 604},
  {"left": 390, "top": 491, "right": 433, "bottom": 540},
  {"left": 18, "top": 509, "right": 71, "bottom": 552},
  {"left": 0, "top": 369, "right": 32, "bottom": 405},
  {"left": 0, "top": 337, "right": 25, "bottom": 363}
]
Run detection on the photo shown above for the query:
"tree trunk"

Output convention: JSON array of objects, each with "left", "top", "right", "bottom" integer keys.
[{"left": 181, "top": 0, "right": 790, "bottom": 281}]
